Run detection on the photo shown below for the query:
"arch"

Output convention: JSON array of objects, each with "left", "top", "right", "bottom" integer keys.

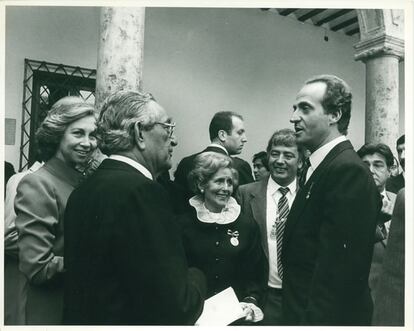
[
  {"left": 353, "top": 9, "right": 404, "bottom": 149},
  {"left": 355, "top": 9, "right": 404, "bottom": 61}
]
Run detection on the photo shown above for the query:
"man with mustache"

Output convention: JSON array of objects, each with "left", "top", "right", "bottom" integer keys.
[
  {"left": 238, "top": 129, "right": 302, "bottom": 325},
  {"left": 282, "top": 75, "right": 381, "bottom": 325},
  {"left": 386, "top": 134, "right": 405, "bottom": 193},
  {"left": 174, "top": 111, "right": 254, "bottom": 210},
  {"left": 63, "top": 90, "right": 206, "bottom": 325}
]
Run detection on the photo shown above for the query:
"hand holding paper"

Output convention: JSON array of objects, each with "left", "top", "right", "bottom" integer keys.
[{"left": 195, "top": 287, "right": 245, "bottom": 326}]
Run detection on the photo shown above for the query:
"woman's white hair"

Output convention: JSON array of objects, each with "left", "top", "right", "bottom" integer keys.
[{"left": 188, "top": 151, "right": 235, "bottom": 195}]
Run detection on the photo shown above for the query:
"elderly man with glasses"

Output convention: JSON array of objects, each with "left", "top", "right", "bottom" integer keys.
[{"left": 63, "top": 90, "right": 206, "bottom": 325}]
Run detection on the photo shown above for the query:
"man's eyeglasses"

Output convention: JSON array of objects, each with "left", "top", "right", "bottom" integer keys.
[{"left": 154, "top": 122, "right": 176, "bottom": 138}]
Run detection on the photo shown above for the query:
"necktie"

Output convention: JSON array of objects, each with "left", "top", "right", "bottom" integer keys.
[
  {"left": 299, "top": 158, "right": 311, "bottom": 188},
  {"left": 379, "top": 194, "right": 389, "bottom": 241},
  {"left": 379, "top": 223, "right": 388, "bottom": 240},
  {"left": 276, "top": 187, "right": 290, "bottom": 280}
]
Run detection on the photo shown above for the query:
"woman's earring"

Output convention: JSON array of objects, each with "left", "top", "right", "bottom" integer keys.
[{"left": 200, "top": 188, "right": 204, "bottom": 193}]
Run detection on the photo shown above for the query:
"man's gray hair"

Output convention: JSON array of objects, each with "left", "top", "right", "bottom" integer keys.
[{"left": 97, "top": 90, "right": 159, "bottom": 155}]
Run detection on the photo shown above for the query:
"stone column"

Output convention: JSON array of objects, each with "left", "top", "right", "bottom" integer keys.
[
  {"left": 354, "top": 9, "right": 404, "bottom": 149},
  {"left": 95, "top": 7, "right": 145, "bottom": 111},
  {"left": 359, "top": 53, "right": 401, "bottom": 146}
]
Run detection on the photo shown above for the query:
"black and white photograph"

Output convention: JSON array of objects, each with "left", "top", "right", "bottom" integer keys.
[{"left": 1, "top": 0, "right": 412, "bottom": 329}]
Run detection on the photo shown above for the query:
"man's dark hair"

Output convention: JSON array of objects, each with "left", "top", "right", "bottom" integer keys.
[
  {"left": 305, "top": 74, "right": 352, "bottom": 135},
  {"left": 252, "top": 151, "right": 269, "bottom": 170},
  {"left": 357, "top": 143, "right": 394, "bottom": 168},
  {"left": 396, "top": 134, "right": 405, "bottom": 146},
  {"left": 209, "top": 111, "right": 243, "bottom": 141},
  {"left": 266, "top": 128, "right": 304, "bottom": 164}
]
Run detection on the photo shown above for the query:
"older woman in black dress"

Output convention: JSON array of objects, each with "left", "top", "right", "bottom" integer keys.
[{"left": 178, "top": 151, "right": 266, "bottom": 323}]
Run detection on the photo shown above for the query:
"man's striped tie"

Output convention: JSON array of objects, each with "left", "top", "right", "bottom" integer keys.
[{"left": 276, "top": 186, "right": 290, "bottom": 280}]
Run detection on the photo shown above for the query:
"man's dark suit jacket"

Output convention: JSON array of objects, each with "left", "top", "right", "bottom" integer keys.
[
  {"left": 386, "top": 173, "right": 404, "bottom": 194},
  {"left": 369, "top": 190, "right": 396, "bottom": 304},
  {"left": 281, "top": 140, "right": 381, "bottom": 326},
  {"left": 174, "top": 146, "right": 254, "bottom": 207},
  {"left": 372, "top": 189, "right": 405, "bottom": 326},
  {"left": 63, "top": 159, "right": 206, "bottom": 325},
  {"left": 238, "top": 175, "right": 299, "bottom": 261},
  {"left": 238, "top": 177, "right": 270, "bottom": 259}
]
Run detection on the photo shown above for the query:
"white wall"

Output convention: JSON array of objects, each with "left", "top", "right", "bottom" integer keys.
[
  {"left": 5, "top": 7, "right": 405, "bottom": 172},
  {"left": 143, "top": 7, "right": 368, "bottom": 175},
  {"left": 5, "top": 6, "right": 100, "bottom": 168}
]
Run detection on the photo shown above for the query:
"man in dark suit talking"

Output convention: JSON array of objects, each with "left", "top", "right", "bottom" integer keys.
[
  {"left": 282, "top": 75, "right": 381, "bottom": 325},
  {"left": 63, "top": 91, "right": 206, "bottom": 325}
]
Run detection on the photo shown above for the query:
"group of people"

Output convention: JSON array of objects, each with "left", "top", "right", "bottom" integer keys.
[{"left": 4, "top": 74, "right": 405, "bottom": 326}]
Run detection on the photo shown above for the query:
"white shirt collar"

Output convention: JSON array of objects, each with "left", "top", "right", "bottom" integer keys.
[
  {"left": 109, "top": 155, "right": 153, "bottom": 180},
  {"left": 380, "top": 188, "right": 390, "bottom": 201},
  {"left": 189, "top": 195, "right": 240, "bottom": 224},
  {"left": 208, "top": 143, "right": 229, "bottom": 155},
  {"left": 29, "top": 161, "right": 43, "bottom": 172},
  {"left": 309, "top": 135, "right": 347, "bottom": 171},
  {"left": 267, "top": 176, "right": 297, "bottom": 195}
]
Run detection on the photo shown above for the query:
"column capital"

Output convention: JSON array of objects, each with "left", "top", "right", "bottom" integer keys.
[{"left": 354, "top": 34, "right": 404, "bottom": 62}]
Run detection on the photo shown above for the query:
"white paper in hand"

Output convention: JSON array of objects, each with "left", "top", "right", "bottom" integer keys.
[{"left": 195, "top": 287, "right": 245, "bottom": 326}]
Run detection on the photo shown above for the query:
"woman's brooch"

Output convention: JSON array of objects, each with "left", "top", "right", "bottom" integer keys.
[{"left": 227, "top": 229, "right": 239, "bottom": 247}]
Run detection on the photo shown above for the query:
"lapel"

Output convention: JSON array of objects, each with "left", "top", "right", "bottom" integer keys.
[
  {"left": 45, "top": 157, "right": 83, "bottom": 188},
  {"left": 248, "top": 177, "right": 269, "bottom": 257},
  {"left": 397, "top": 173, "right": 405, "bottom": 186},
  {"left": 382, "top": 190, "right": 397, "bottom": 246},
  {"left": 284, "top": 140, "right": 354, "bottom": 247}
]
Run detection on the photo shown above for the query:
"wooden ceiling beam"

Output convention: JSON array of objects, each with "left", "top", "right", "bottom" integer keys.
[
  {"left": 279, "top": 9, "right": 298, "bottom": 16},
  {"left": 298, "top": 9, "right": 327, "bottom": 22},
  {"left": 315, "top": 9, "right": 354, "bottom": 26},
  {"left": 331, "top": 17, "right": 359, "bottom": 31},
  {"left": 346, "top": 27, "right": 360, "bottom": 36}
]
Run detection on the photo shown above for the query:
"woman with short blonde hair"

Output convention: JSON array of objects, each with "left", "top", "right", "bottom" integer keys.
[{"left": 15, "top": 96, "right": 98, "bottom": 324}]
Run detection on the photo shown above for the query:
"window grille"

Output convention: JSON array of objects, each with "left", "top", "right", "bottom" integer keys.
[{"left": 20, "top": 59, "right": 96, "bottom": 171}]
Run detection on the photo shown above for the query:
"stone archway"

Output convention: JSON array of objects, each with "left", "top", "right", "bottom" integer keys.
[{"left": 354, "top": 9, "right": 404, "bottom": 149}]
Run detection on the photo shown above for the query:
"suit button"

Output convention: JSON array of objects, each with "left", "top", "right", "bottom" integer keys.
[
  {"left": 215, "top": 241, "right": 219, "bottom": 246},
  {"left": 215, "top": 257, "right": 220, "bottom": 262},
  {"left": 215, "top": 226, "right": 219, "bottom": 230},
  {"left": 215, "top": 275, "right": 219, "bottom": 279}
]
